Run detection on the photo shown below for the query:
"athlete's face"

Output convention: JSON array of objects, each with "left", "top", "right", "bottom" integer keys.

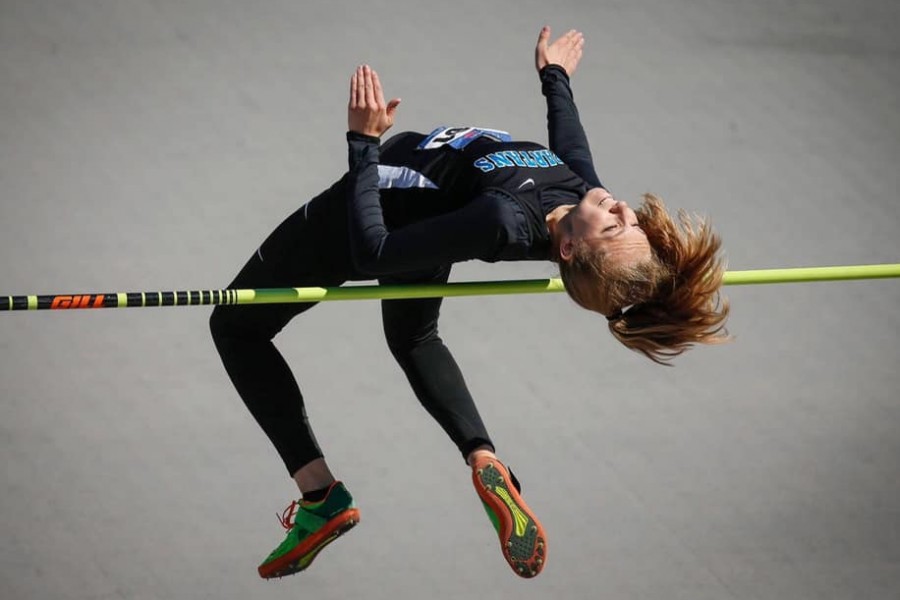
[{"left": 559, "top": 188, "right": 651, "bottom": 266}]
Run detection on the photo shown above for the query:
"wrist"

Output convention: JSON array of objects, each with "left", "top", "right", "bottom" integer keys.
[
  {"left": 346, "top": 130, "right": 381, "bottom": 144},
  {"left": 539, "top": 63, "right": 569, "bottom": 79}
]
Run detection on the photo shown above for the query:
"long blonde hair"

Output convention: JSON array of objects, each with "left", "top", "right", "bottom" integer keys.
[{"left": 559, "top": 193, "right": 730, "bottom": 364}]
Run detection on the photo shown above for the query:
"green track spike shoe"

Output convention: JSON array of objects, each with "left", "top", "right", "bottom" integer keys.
[
  {"left": 471, "top": 456, "right": 547, "bottom": 578},
  {"left": 257, "top": 481, "right": 359, "bottom": 579}
]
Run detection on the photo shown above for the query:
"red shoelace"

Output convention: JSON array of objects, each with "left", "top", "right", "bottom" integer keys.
[{"left": 278, "top": 501, "right": 299, "bottom": 531}]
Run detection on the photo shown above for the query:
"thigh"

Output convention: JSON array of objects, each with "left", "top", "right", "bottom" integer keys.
[{"left": 214, "top": 206, "right": 346, "bottom": 340}]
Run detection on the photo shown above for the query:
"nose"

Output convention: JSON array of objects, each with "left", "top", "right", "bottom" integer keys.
[{"left": 610, "top": 200, "right": 627, "bottom": 212}]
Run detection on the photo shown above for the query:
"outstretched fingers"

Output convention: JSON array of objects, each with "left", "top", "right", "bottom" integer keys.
[
  {"left": 361, "top": 65, "right": 370, "bottom": 107},
  {"left": 558, "top": 29, "right": 584, "bottom": 75},
  {"left": 565, "top": 29, "right": 584, "bottom": 51},
  {"left": 361, "top": 65, "right": 375, "bottom": 108},
  {"left": 352, "top": 65, "right": 368, "bottom": 109}
]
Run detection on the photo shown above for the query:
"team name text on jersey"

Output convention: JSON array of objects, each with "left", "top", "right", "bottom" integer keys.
[{"left": 473, "top": 149, "right": 565, "bottom": 173}]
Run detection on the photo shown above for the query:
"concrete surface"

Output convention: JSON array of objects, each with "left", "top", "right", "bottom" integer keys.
[{"left": 1, "top": 1, "right": 899, "bottom": 599}]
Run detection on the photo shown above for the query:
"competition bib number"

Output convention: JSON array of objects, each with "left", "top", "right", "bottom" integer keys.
[{"left": 417, "top": 126, "right": 512, "bottom": 150}]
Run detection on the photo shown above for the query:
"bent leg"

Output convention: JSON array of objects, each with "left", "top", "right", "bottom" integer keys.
[
  {"left": 380, "top": 265, "right": 494, "bottom": 460},
  {"left": 210, "top": 258, "right": 323, "bottom": 475},
  {"left": 210, "top": 206, "right": 347, "bottom": 477}
]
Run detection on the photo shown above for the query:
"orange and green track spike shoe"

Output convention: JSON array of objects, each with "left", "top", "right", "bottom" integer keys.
[
  {"left": 257, "top": 481, "right": 359, "bottom": 579},
  {"left": 470, "top": 456, "right": 547, "bottom": 578}
]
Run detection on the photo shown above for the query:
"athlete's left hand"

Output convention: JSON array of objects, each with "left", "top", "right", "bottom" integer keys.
[
  {"left": 535, "top": 26, "right": 584, "bottom": 77},
  {"left": 348, "top": 65, "right": 401, "bottom": 138}
]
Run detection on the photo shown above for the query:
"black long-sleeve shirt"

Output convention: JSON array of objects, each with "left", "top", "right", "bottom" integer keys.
[{"left": 301, "top": 65, "right": 601, "bottom": 280}]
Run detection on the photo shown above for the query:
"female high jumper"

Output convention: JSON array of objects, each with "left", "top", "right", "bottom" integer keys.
[{"left": 210, "top": 26, "right": 729, "bottom": 580}]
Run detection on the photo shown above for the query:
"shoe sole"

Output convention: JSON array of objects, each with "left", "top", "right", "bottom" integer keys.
[
  {"left": 258, "top": 508, "right": 360, "bottom": 579},
  {"left": 472, "top": 462, "right": 546, "bottom": 578}
]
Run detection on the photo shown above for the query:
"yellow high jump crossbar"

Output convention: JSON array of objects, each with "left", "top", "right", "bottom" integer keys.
[{"left": 1, "top": 263, "right": 898, "bottom": 311}]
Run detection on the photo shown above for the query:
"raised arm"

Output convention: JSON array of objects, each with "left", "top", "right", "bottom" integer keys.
[
  {"left": 345, "top": 66, "right": 509, "bottom": 275},
  {"left": 535, "top": 27, "right": 604, "bottom": 189}
]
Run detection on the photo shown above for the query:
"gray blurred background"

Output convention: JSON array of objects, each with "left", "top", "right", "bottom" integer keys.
[{"left": 1, "top": 1, "right": 899, "bottom": 599}]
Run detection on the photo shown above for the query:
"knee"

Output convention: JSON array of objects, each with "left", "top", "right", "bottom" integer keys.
[
  {"left": 209, "top": 306, "right": 228, "bottom": 344},
  {"left": 385, "top": 332, "right": 413, "bottom": 362},
  {"left": 385, "top": 337, "right": 412, "bottom": 363},
  {"left": 384, "top": 329, "right": 440, "bottom": 364},
  {"left": 209, "top": 305, "right": 242, "bottom": 346},
  {"left": 210, "top": 304, "right": 286, "bottom": 348}
]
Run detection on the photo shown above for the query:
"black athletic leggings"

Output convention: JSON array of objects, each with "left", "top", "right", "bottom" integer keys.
[{"left": 209, "top": 200, "right": 494, "bottom": 476}]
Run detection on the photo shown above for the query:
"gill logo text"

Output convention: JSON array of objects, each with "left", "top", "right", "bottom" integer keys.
[{"left": 50, "top": 295, "right": 106, "bottom": 309}]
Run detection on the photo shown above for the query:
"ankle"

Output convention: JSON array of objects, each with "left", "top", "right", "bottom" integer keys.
[
  {"left": 301, "top": 482, "right": 335, "bottom": 503},
  {"left": 467, "top": 445, "right": 497, "bottom": 467},
  {"left": 292, "top": 458, "right": 336, "bottom": 495}
]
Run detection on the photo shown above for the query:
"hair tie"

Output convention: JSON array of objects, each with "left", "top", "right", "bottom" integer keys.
[{"left": 606, "top": 304, "right": 634, "bottom": 322}]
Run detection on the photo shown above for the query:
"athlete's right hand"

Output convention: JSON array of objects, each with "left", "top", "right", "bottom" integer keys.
[
  {"left": 535, "top": 26, "right": 584, "bottom": 77},
  {"left": 348, "top": 65, "right": 401, "bottom": 138}
]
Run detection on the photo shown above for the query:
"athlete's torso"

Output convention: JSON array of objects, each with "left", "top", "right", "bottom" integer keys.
[
  {"left": 377, "top": 127, "right": 588, "bottom": 229},
  {"left": 304, "top": 126, "right": 590, "bottom": 278}
]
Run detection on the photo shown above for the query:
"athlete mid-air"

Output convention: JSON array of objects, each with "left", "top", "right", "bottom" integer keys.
[{"left": 210, "top": 26, "right": 729, "bottom": 579}]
